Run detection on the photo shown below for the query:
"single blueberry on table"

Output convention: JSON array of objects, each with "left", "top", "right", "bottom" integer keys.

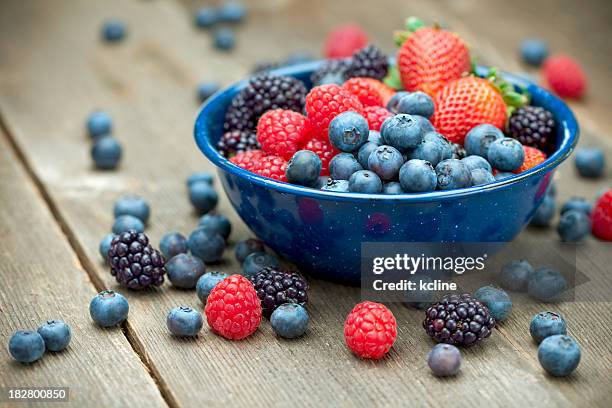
[
  {"left": 470, "top": 168, "right": 495, "bottom": 186},
  {"left": 159, "top": 232, "right": 188, "bottom": 259},
  {"left": 218, "top": 2, "right": 247, "bottom": 23},
  {"left": 242, "top": 251, "right": 279, "bottom": 278},
  {"left": 113, "top": 195, "right": 150, "bottom": 224},
  {"left": 461, "top": 155, "right": 492, "bottom": 173},
  {"left": 8, "top": 330, "right": 45, "bottom": 363},
  {"left": 37, "top": 320, "right": 71, "bottom": 352},
  {"left": 194, "top": 7, "right": 219, "bottom": 28},
  {"left": 92, "top": 136, "right": 122, "bottom": 169},
  {"left": 435, "top": 159, "right": 472, "bottom": 190},
  {"left": 86, "top": 110, "right": 112, "bottom": 138},
  {"left": 198, "top": 214, "right": 232, "bottom": 241},
  {"left": 386, "top": 91, "right": 410, "bottom": 113},
  {"left": 380, "top": 114, "right": 423, "bottom": 151},
  {"left": 464, "top": 124, "right": 504, "bottom": 158},
  {"left": 538, "top": 335, "right": 580, "bottom": 377},
  {"left": 357, "top": 142, "right": 379, "bottom": 169},
  {"left": 321, "top": 179, "right": 350, "bottom": 192},
  {"left": 188, "top": 227, "right": 225, "bottom": 263},
  {"left": 520, "top": 39, "right": 548, "bottom": 66},
  {"left": 530, "top": 311, "right": 567, "bottom": 344},
  {"left": 330, "top": 153, "right": 362, "bottom": 180},
  {"left": 574, "top": 147, "right": 605, "bottom": 178},
  {"left": 348, "top": 170, "right": 383, "bottom": 193},
  {"left": 196, "top": 271, "right": 228, "bottom": 302},
  {"left": 408, "top": 136, "right": 446, "bottom": 167},
  {"left": 112, "top": 215, "right": 144, "bottom": 235},
  {"left": 530, "top": 195, "right": 556, "bottom": 227},
  {"left": 235, "top": 238, "right": 265, "bottom": 263},
  {"left": 167, "top": 307, "right": 203, "bottom": 337},
  {"left": 286, "top": 150, "right": 322, "bottom": 187},
  {"left": 383, "top": 182, "right": 404, "bottom": 194},
  {"left": 474, "top": 286, "right": 512, "bottom": 321},
  {"left": 427, "top": 344, "right": 462, "bottom": 377},
  {"left": 328, "top": 111, "right": 369, "bottom": 153},
  {"left": 560, "top": 197, "right": 592, "bottom": 216},
  {"left": 396, "top": 91, "right": 435, "bottom": 118},
  {"left": 488, "top": 137, "right": 525, "bottom": 171},
  {"left": 89, "top": 290, "right": 129, "bottom": 327},
  {"left": 166, "top": 254, "right": 206, "bottom": 289},
  {"left": 399, "top": 159, "right": 437, "bottom": 192},
  {"left": 557, "top": 209, "right": 591, "bottom": 242},
  {"left": 527, "top": 267, "right": 567, "bottom": 302},
  {"left": 99, "top": 233, "right": 115, "bottom": 262},
  {"left": 197, "top": 81, "right": 220, "bottom": 103},
  {"left": 101, "top": 19, "right": 127, "bottom": 43},
  {"left": 368, "top": 145, "right": 404, "bottom": 181},
  {"left": 499, "top": 259, "right": 534, "bottom": 291},
  {"left": 213, "top": 28, "right": 235, "bottom": 51},
  {"left": 186, "top": 172, "right": 214, "bottom": 188},
  {"left": 189, "top": 181, "right": 218, "bottom": 214},
  {"left": 270, "top": 303, "right": 309, "bottom": 339}
]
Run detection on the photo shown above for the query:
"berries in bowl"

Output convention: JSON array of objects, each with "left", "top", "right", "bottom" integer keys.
[{"left": 194, "top": 21, "right": 578, "bottom": 284}]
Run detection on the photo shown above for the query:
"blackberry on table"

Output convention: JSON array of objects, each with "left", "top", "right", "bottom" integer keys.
[
  {"left": 344, "top": 44, "right": 389, "bottom": 81},
  {"left": 108, "top": 230, "right": 166, "bottom": 290},
  {"left": 508, "top": 106, "right": 556, "bottom": 152},
  {"left": 217, "top": 130, "right": 259, "bottom": 157},
  {"left": 250, "top": 267, "right": 309, "bottom": 317}
]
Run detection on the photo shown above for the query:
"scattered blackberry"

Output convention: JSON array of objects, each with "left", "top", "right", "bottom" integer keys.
[
  {"left": 450, "top": 143, "right": 466, "bottom": 159},
  {"left": 423, "top": 293, "right": 496, "bottom": 347},
  {"left": 344, "top": 45, "right": 389, "bottom": 81},
  {"left": 310, "top": 59, "right": 350, "bottom": 86},
  {"left": 508, "top": 106, "right": 556, "bottom": 152},
  {"left": 250, "top": 267, "right": 309, "bottom": 317},
  {"left": 108, "top": 230, "right": 166, "bottom": 290},
  {"left": 223, "top": 74, "right": 307, "bottom": 132},
  {"left": 217, "top": 130, "right": 259, "bottom": 157}
]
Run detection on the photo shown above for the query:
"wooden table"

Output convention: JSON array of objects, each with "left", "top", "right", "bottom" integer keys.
[{"left": 1, "top": 1, "right": 610, "bottom": 406}]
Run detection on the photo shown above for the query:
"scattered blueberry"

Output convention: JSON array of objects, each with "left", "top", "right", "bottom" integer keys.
[
  {"left": 530, "top": 311, "right": 567, "bottom": 344},
  {"left": 189, "top": 181, "right": 218, "bottom": 214},
  {"left": 286, "top": 150, "right": 322, "bottom": 186},
  {"left": 527, "top": 267, "right": 567, "bottom": 302},
  {"left": 188, "top": 227, "right": 225, "bottom": 263},
  {"left": 89, "top": 290, "right": 129, "bottom": 327},
  {"left": 328, "top": 112, "right": 369, "bottom": 152},
  {"left": 368, "top": 145, "right": 404, "bottom": 181},
  {"left": 235, "top": 238, "right": 265, "bottom": 263},
  {"left": 91, "top": 136, "right": 122, "bottom": 169},
  {"left": 198, "top": 214, "right": 232, "bottom": 241},
  {"left": 242, "top": 251, "right": 279, "bottom": 277},
  {"left": 86, "top": 110, "right": 112, "bottom": 138},
  {"left": 427, "top": 344, "right": 462, "bottom": 377},
  {"left": 560, "top": 197, "right": 592, "bottom": 215},
  {"left": 113, "top": 195, "right": 150, "bottom": 224},
  {"left": 37, "top": 320, "right": 71, "bottom": 352},
  {"left": 557, "top": 209, "right": 591, "bottom": 242},
  {"left": 101, "top": 19, "right": 126, "bottom": 43},
  {"left": 435, "top": 159, "right": 472, "bottom": 190},
  {"left": 8, "top": 331, "right": 45, "bottom": 363},
  {"left": 112, "top": 215, "right": 144, "bottom": 234},
  {"left": 399, "top": 159, "right": 437, "bottom": 192},
  {"left": 159, "top": 232, "right": 188, "bottom": 259},
  {"left": 194, "top": 7, "right": 219, "bottom": 28},
  {"left": 464, "top": 124, "right": 504, "bottom": 158},
  {"left": 166, "top": 307, "right": 203, "bottom": 337},
  {"left": 531, "top": 195, "right": 556, "bottom": 227},
  {"left": 380, "top": 114, "right": 423, "bottom": 151},
  {"left": 461, "top": 155, "right": 492, "bottom": 173},
  {"left": 574, "top": 147, "right": 605, "bottom": 178},
  {"left": 197, "top": 81, "right": 220, "bottom": 103},
  {"left": 499, "top": 260, "right": 534, "bottom": 291},
  {"left": 396, "top": 91, "right": 434, "bottom": 118},
  {"left": 218, "top": 2, "right": 246, "bottom": 23},
  {"left": 520, "top": 39, "right": 548, "bottom": 66},
  {"left": 383, "top": 182, "right": 404, "bottom": 194},
  {"left": 270, "top": 303, "right": 309, "bottom": 339},
  {"left": 186, "top": 172, "right": 214, "bottom": 187},
  {"left": 488, "top": 138, "right": 525, "bottom": 171},
  {"left": 538, "top": 335, "right": 580, "bottom": 377},
  {"left": 213, "top": 28, "right": 235, "bottom": 51},
  {"left": 99, "top": 233, "right": 115, "bottom": 262},
  {"left": 357, "top": 142, "right": 380, "bottom": 169},
  {"left": 196, "top": 271, "right": 229, "bottom": 302},
  {"left": 166, "top": 254, "right": 206, "bottom": 289},
  {"left": 321, "top": 179, "right": 350, "bottom": 192},
  {"left": 348, "top": 170, "right": 383, "bottom": 193},
  {"left": 470, "top": 168, "right": 495, "bottom": 186},
  {"left": 474, "top": 286, "right": 512, "bottom": 321},
  {"left": 494, "top": 171, "right": 515, "bottom": 181}
]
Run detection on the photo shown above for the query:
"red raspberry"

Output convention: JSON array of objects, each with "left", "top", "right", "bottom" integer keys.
[
  {"left": 343, "top": 77, "right": 384, "bottom": 107},
  {"left": 344, "top": 301, "right": 397, "bottom": 359},
  {"left": 251, "top": 155, "right": 288, "bottom": 182},
  {"left": 303, "top": 138, "right": 339, "bottom": 176},
  {"left": 592, "top": 190, "right": 612, "bottom": 241},
  {"left": 205, "top": 275, "right": 262, "bottom": 340},
  {"left": 363, "top": 106, "right": 392, "bottom": 131},
  {"left": 256, "top": 109, "right": 309, "bottom": 160},
  {"left": 305, "top": 84, "right": 364, "bottom": 134},
  {"left": 513, "top": 146, "right": 547, "bottom": 174},
  {"left": 229, "top": 149, "right": 265, "bottom": 171},
  {"left": 366, "top": 79, "right": 396, "bottom": 107},
  {"left": 543, "top": 55, "right": 587, "bottom": 99},
  {"left": 324, "top": 24, "right": 368, "bottom": 59}
]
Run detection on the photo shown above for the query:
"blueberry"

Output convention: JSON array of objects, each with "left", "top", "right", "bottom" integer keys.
[
  {"left": 113, "top": 195, "right": 150, "bottom": 224},
  {"left": 186, "top": 172, "right": 214, "bottom": 187},
  {"left": 499, "top": 260, "right": 534, "bottom": 291},
  {"left": 470, "top": 168, "right": 495, "bottom": 186},
  {"left": 520, "top": 39, "right": 548, "bottom": 66},
  {"left": 166, "top": 254, "right": 206, "bottom": 289},
  {"left": 329, "top": 153, "right": 361, "bottom": 180},
  {"left": 166, "top": 307, "right": 203, "bottom": 337},
  {"left": 99, "top": 233, "right": 115, "bottom": 262},
  {"left": 396, "top": 91, "right": 435, "bottom": 118},
  {"left": 464, "top": 124, "right": 504, "bottom": 158},
  {"left": 286, "top": 150, "right": 322, "bottom": 186},
  {"left": 367, "top": 130, "right": 382, "bottom": 144},
  {"left": 408, "top": 136, "right": 446, "bottom": 167},
  {"left": 399, "top": 159, "right": 437, "bottom": 192},
  {"left": 313, "top": 176, "right": 330, "bottom": 189},
  {"left": 348, "top": 170, "right": 383, "bottom": 193},
  {"left": 488, "top": 138, "right": 525, "bottom": 171},
  {"left": 557, "top": 209, "right": 591, "bottom": 242},
  {"left": 527, "top": 267, "right": 567, "bottom": 302},
  {"left": 235, "top": 239, "right": 265, "bottom": 264},
  {"left": 194, "top": 7, "right": 219, "bottom": 28},
  {"left": 538, "top": 335, "right": 580, "bottom": 376},
  {"left": 383, "top": 182, "right": 404, "bottom": 194},
  {"left": 530, "top": 311, "right": 567, "bottom": 344},
  {"left": 242, "top": 252, "right": 279, "bottom": 277},
  {"left": 270, "top": 303, "right": 309, "bottom": 339},
  {"left": 89, "top": 290, "right": 129, "bottom": 327},
  {"left": 574, "top": 147, "right": 605, "bottom": 178},
  {"left": 328, "top": 112, "right": 369, "bottom": 152},
  {"left": 427, "top": 344, "right": 462, "bottom": 377},
  {"left": 474, "top": 286, "right": 512, "bottom": 321},
  {"left": 112, "top": 215, "right": 144, "bottom": 234},
  {"left": 414, "top": 115, "right": 435, "bottom": 134},
  {"left": 159, "top": 232, "right": 188, "bottom": 259},
  {"left": 101, "top": 19, "right": 126, "bottom": 43},
  {"left": 188, "top": 227, "right": 225, "bottom": 263},
  {"left": 368, "top": 145, "right": 404, "bottom": 181},
  {"left": 380, "top": 114, "right": 423, "bottom": 151},
  {"left": 198, "top": 214, "right": 232, "bottom": 241},
  {"left": 86, "top": 111, "right": 112, "bottom": 138},
  {"left": 189, "top": 181, "right": 218, "bottom": 214},
  {"left": 531, "top": 195, "right": 556, "bottom": 227},
  {"left": 196, "top": 271, "right": 229, "bottom": 302},
  {"left": 386, "top": 91, "right": 410, "bottom": 113},
  {"left": 213, "top": 28, "right": 235, "bottom": 51},
  {"left": 321, "top": 179, "right": 350, "bottom": 192},
  {"left": 494, "top": 171, "right": 515, "bottom": 181},
  {"left": 197, "top": 81, "right": 220, "bottom": 103},
  {"left": 435, "top": 159, "right": 472, "bottom": 190},
  {"left": 461, "top": 155, "right": 492, "bottom": 173},
  {"left": 560, "top": 197, "right": 592, "bottom": 215},
  {"left": 357, "top": 142, "right": 379, "bottom": 169},
  {"left": 37, "top": 320, "right": 71, "bottom": 352},
  {"left": 8, "top": 331, "right": 45, "bottom": 363},
  {"left": 92, "top": 136, "right": 122, "bottom": 169},
  {"left": 218, "top": 2, "right": 246, "bottom": 23}
]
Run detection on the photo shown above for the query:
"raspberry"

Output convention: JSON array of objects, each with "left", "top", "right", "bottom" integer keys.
[
  {"left": 363, "top": 106, "right": 392, "bottom": 131},
  {"left": 256, "top": 109, "right": 309, "bottom": 160},
  {"left": 303, "top": 138, "right": 339, "bottom": 176},
  {"left": 513, "top": 146, "right": 547, "bottom": 174},
  {"left": 205, "top": 275, "right": 262, "bottom": 340},
  {"left": 305, "top": 84, "right": 364, "bottom": 133},
  {"left": 230, "top": 149, "right": 265, "bottom": 171},
  {"left": 251, "top": 155, "right": 288, "bottom": 182},
  {"left": 592, "top": 190, "right": 612, "bottom": 241},
  {"left": 343, "top": 77, "right": 383, "bottom": 107},
  {"left": 344, "top": 301, "right": 397, "bottom": 359},
  {"left": 543, "top": 55, "right": 587, "bottom": 99},
  {"left": 365, "top": 79, "right": 396, "bottom": 107},
  {"left": 344, "top": 45, "right": 389, "bottom": 81},
  {"left": 324, "top": 24, "right": 368, "bottom": 59}
]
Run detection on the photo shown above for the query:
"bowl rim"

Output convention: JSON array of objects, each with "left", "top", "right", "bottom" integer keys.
[{"left": 194, "top": 61, "right": 579, "bottom": 203}]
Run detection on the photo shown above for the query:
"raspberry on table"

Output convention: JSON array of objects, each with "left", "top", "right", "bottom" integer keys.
[
  {"left": 342, "top": 77, "right": 384, "bottom": 107},
  {"left": 303, "top": 138, "right": 340, "bottom": 176},
  {"left": 344, "top": 301, "right": 397, "bottom": 359},
  {"left": 513, "top": 146, "right": 547, "bottom": 174},
  {"left": 543, "top": 55, "right": 587, "bottom": 99},
  {"left": 305, "top": 84, "right": 364, "bottom": 133},
  {"left": 363, "top": 106, "right": 392, "bottom": 131},
  {"left": 230, "top": 149, "right": 265, "bottom": 171},
  {"left": 591, "top": 189, "right": 612, "bottom": 241},
  {"left": 324, "top": 24, "right": 368, "bottom": 59},
  {"left": 251, "top": 155, "right": 288, "bottom": 182},
  {"left": 256, "top": 109, "right": 310, "bottom": 160}
]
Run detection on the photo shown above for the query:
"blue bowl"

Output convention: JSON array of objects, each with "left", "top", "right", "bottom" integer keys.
[{"left": 195, "top": 62, "right": 579, "bottom": 285}]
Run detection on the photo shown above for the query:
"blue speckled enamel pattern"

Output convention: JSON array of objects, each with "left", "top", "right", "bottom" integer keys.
[{"left": 194, "top": 62, "right": 579, "bottom": 284}]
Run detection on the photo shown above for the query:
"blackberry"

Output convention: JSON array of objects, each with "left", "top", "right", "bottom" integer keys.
[
  {"left": 250, "top": 267, "right": 308, "bottom": 317},
  {"left": 223, "top": 74, "right": 307, "bottom": 132},
  {"left": 508, "top": 106, "right": 556, "bottom": 152},
  {"left": 450, "top": 143, "right": 466, "bottom": 159},
  {"left": 344, "top": 45, "right": 389, "bottom": 81},
  {"left": 217, "top": 130, "right": 259, "bottom": 157},
  {"left": 108, "top": 230, "right": 166, "bottom": 290},
  {"left": 310, "top": 59, "right": 350, "bottom": 86},
  {"left": 423, "top": 293, "right": 496, "bottom": 347}
]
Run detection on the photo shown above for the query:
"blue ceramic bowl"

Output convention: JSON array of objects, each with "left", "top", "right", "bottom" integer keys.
[{"left": 195, "top": 62, "right": 578, "bottom": 284}]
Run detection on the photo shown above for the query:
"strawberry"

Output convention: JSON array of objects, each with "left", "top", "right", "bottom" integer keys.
[
  {"left": 251, "top": 155, "right": 288, "bottom": 182},
  {"left": 342, "top": 77, "right": 384, "bottom": 107},
  {"left": 592, "top": 189, "right": 612, "bottom": 241},
  {"left": 324, "top": 24, "right": 368, "bottom": 59},
  {"left": 363, "top": 106, "right": 392, "bottom": 131},
  {"left": 256, "top": 109, "right": 309, "bottom": 160},
  {"left": 305, "top": 84, "right": 364, "bottom": 134},
  {"left": 230, "top": 149, "right": 265, "bottom": 171},
  {"left": 302, "top": 138, "right": 339, "bottom": 176},
  {"left": 513, "top": 146, "right": 547, "bottom": 174},
  {"left": 543, "top": 55, "right": 587, "bottom": 99}
]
